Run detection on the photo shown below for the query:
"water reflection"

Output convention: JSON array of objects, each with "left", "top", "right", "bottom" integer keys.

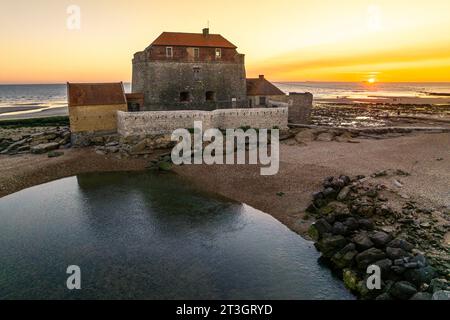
[{"left": 0, "top": 172, "right": 354, "bottom": 300}]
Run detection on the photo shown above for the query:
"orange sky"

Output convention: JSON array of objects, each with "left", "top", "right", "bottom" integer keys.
[{"left": 1, "top": 0, "right": 450, "bottom": 84}]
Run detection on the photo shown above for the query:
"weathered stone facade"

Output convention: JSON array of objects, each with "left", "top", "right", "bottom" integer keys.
[
  {"left": 132, "top": 30, "right": 247, "bottom": 110},
  {"left": 268, "top": 92, "right": 313, "bottom": 124},
  {"left": 117, "top": 107, "right": 288, "bottom": 137}
]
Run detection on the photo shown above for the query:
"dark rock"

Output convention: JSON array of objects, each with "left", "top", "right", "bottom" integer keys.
[
  {"left": 404, "top": 262, "right": 419, "bottom": 269},
  {"left": 391, "top": 266, "right": 406, "bottom": 275},
  {"left": 356, "top": 248, "right": 386, "bottom": 269},
  {"left": 339, "top": 175, "right": 351, "bottom": 185},
  {"left": 332, "top": 222, "right": 348, "bottom": 235},
  {"left": 389, "top": 281, "right": 417, "bottom": 300},
  {"left": 373, "top": 258, "right": 393, "bottom": 276},
  {"left": 352, "top": 232, "right": 374, "bottom": 251},
  {"left": 404, "top": 266, "right": 437, "bottom": 287},
  {"left": 429, "top": 278, "right": 450, "bottom": 293},
  {"left": 331, "top": 243, "right": 357, "bottom": 269},
  {"left": 343, "top": 217, "right": 359, "bottom": 230},
  {"left": 410, "top": 254, "right": 427, "bottom": 268},
  {"left": 308, "top": 219, "right": 333, "bottom": 241},
  {"left": 410, "top": 292, "right": 432, "bottom": 300},
  {"left": 370, "top": 231, "right": 393, "bottom": 248},
  {"left": 322, "top": 187, "right": 337, "bottom": 198},
  {"left": 358, "top": 218, "right": 374, "bottom": 230},
  {"left": 388, "top": 238, "right": 414, "bottom": 252},
  {"left": 313, "top": 198, "right": 327, "bottom": 209},
  {"left": 386, "top": 247, "right": 411, "bottom": 260},
  {"left": 323, "top": 176, "right": 334, "bottom": 188},
  {"left": 316, "top": 235, "right": 348, "bottom": 258},
  {"left": 375, "top": 293, "right": 393, "bottom": 300}
]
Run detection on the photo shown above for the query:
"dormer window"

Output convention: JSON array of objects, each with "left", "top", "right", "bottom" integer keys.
[
  {"left": 215, "top": 48, "right": 221, "bottom": 59},
  {"left": 166, "top": 47, "right": 173, "bottom": 58},
  {"left": 194, "top": 48, "right": 200, "bottom": 58}
]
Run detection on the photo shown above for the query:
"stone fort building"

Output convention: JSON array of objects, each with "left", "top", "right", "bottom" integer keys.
[{"left": 132, "top": 28, "right": 247, "bottom": 110}]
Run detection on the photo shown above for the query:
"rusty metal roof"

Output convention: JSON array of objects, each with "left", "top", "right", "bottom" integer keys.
[
  {"left": 67, "top": 83, "right": 126, "bottom": 107},
  {"left": 246, "top": 76, "right": 285, "bottom": 96},
  {"left": 151, "top": 32, "right": 237, "bottom": 49}
]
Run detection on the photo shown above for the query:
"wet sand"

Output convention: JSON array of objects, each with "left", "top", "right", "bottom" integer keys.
[
  {"left": 173, "top": 132, "right": 450, "bottom": 236},
  {"left": 2, "top": 132, "right": 448, "bottom": 240}
]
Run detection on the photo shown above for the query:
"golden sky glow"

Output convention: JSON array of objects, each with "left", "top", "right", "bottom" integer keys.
[{"left": 1, "top": 0, "right": 450, "bottom": 83}]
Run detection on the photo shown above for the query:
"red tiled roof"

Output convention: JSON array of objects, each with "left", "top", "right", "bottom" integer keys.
[
  {"left": 151, "top": 32, "right": 237, "bottom": 49},
  {"left": 246, "top": 77, "right": 285, "bottom": 96},
  {"left": 67, "top": 83, "right": 126, "bottom": 107}
]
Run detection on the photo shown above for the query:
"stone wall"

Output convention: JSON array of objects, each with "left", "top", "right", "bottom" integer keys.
[
  {"left": 269, "top": 92, "right": 313, "bottom": 124},
  {"left": 132, "top": 59, "right": 247, "bottom": 110},
  {"left": 117, "top": 107, "right": 288, "bottom": 137}
]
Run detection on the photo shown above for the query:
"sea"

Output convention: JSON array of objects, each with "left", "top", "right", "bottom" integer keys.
[{"left": 1, "top": 82, "right": 450, "bottom": 119}]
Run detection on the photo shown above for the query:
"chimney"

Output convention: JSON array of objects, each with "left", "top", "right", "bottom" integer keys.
[
  {"left": 202, "top": 28, "right": 209, "bottom": 36},
  {"left": 259, "top": 75, "right": 264, "bottom": 79}
]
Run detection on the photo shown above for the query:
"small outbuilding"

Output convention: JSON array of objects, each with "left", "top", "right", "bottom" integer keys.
[
  {"left": 246, "top": 75, "right": 285, "bottom": 107},
  {"left": 67, "top": 82, "right": 128, "bottom": 134}
]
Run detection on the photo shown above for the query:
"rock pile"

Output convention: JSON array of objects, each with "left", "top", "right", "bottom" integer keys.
[
  {"left": 92, "top": 134, "right": 174, "bottom": 158},
  {"left": 0, "top": 127, "right": 71, "bottom": 156},
  {"left": 307, "top": 174, "right": 450, "bottom": 300}
]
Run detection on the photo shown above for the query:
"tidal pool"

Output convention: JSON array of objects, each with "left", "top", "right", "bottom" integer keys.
[{"left": 0, "top": 172, "right": 354, "bottom": 300}]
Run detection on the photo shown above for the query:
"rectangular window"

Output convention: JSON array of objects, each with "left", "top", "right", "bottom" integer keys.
[
  {"left": 215, "top": 48, "right": 222, "bottom": 59},
  {"left": 259, "top": 96, "right": 266, "bottom": 106},
  {"left": 193, "top": 67, "right": 201, "bottom": 80},
  {"left": 166, "top": 47, "right": 173, "bottom": 58},
  {"left": 194, "top": 48, "right": 200, "bottom": 58}
]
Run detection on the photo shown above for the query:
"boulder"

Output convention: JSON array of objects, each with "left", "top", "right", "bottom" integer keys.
[
  {"left": 386, "top": 247, "right": 411, "bottom": 260},
  {"left": 294, "top": 130, "right": 315, "bottom": 144},
  {"left": 389, "top": 281, "right": 417, "bottom": 300},
  {"left": 331, "top": 243, "right": 358, "bottom": 269},
  {"left": 429, "top": 278, "right": 450, "bottom": 293},
  {"left": 375, "top": 293, "right": 393, "bottom": 300},
  {"left": 355, "top": 248, "right": 386, "bottom": 269},
  {"left": 331, "top": 221, "right": 348, "bottom": 235},
  {"left": 358, "top": 219, "right": 374, "bottom": 230},
  {"left": 410, "top": 292, "right": 432, "bottom": 300},
  {"left": 30, "top": 142, "right": 59, "bottom": 154},
  {"left": 404, "top": 266, "right": 437, "bottom": 287},
  {"left": 343, "top": 217, "right": 359, "bottom": 230},
  {"left": 352, "top": 232, "right": 374, "bottom": 251},
  {"left": 388, "top": 238, "right": 415, "bottom": 252},
  {"left": 373, "top": 258, "right": 393, "bottom": 276},
  {"left": 322, "top": 187, "right": 337, "bottom": 199},
  {"left": 308, "top": 219, "right": 333, "bottom": 241},
  {"left": 337, "top": 186, "right": 351, "bottom": 201},
  {"left": 316, "top": 132, "right": 335, "bottom": 142},
  {"left": 343, "top": 268, "right": 360, "bottom": 292},
  {"left": 316, "top": 235, "right": 348, "bottom": 258},
  {"left": 370, "top": 231, "right": 393, "bottom": 248}
]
